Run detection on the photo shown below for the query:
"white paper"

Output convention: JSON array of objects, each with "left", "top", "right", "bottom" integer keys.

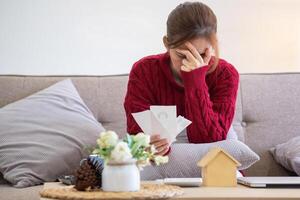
[
  {"left": 132, "top": 110, "right": 152, "bottom": 135},
  {"left": 176, "top": 115, "right": 192, "bottom": 133},
  {"left": 132, "top": 106, "right": 192, "bottom": 143},
  {"left": 150, "top": 106, "right": 177, "bottom": 136}
]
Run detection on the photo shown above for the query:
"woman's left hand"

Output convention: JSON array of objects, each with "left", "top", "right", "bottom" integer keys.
[{"left": 176, "top": 42, "right": 212, "bottom": 72}]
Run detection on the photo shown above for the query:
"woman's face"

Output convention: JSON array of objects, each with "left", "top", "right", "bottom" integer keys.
[{"left": 166, "top": 37, "right": 211, "bottom": 78}]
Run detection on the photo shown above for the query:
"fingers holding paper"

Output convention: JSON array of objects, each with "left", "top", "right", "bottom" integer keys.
[
  {"left": 150, "top": 134, "right": 169, "bottom": 156},
  {"left": 131, "top": 106, "right": 192, "bottom": 156}
]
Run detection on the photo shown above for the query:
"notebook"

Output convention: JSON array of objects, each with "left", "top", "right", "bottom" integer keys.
[{"left": 237, "top": 176, "right": 300, "bottom": 188}]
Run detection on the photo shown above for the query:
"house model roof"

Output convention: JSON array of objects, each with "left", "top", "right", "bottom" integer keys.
[{"left": 197, "top": 147, "right": 241, "bottom": 167}]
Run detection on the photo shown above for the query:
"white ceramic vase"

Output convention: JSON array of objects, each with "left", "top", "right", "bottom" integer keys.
[{"left": 102, "top": 159, "right": 140, "bottom": 192}]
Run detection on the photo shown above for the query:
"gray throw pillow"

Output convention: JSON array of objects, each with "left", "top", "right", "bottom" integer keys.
[
  {"left": 141, "top": 139, "right": 260, "bottom": 180},
  {"left": 270, "top": 136, "right": 300, "bottom": 176},
  {"left": 0, "top": 79, "right": 105, "bottom": 188}
]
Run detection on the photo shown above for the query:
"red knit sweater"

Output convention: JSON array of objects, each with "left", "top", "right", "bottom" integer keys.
[{"left": 124, "top": 52, "right": 239, "bottom": 143}]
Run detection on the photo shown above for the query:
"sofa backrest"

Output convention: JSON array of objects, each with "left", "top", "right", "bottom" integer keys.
[
  {"left": 1, "top": 73, "right": 299, "bottom": 177},
  {"left": 233, "top": 73, "right": 300, "bottom": 176}
]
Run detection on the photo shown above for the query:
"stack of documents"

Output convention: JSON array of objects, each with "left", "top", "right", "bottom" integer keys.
[{"left": 132, "top": 106, "right": 192, "bottom": 143}]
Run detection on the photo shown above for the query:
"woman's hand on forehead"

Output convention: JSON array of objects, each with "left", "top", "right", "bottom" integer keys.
[{"left": 175, "top": 41, "right": 212, "bottom": 72}]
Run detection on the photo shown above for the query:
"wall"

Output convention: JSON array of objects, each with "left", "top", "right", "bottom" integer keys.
[{"left": 0, "top": 0, "right": 299, "bottom": 75}]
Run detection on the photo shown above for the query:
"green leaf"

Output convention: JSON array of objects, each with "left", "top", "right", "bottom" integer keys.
[
  {"left": 131, "top": 142, "right": 142, "bottom": 157},
  {"left": 124, "top": 134, "right": 133, "bottom": 148}
]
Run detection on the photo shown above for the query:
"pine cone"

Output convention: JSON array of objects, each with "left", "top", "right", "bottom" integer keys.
[{"left": 74, "top": 156, "right": 103, "bottom": 191}]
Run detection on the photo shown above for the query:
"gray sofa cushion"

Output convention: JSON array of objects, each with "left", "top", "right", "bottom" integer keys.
[
  {"left": 0, "top": 79, "right": 105, "bottom": 188},
  {"left": 141, "top": 139, "right": 260, "bottom": 180},
  {"left": 270, "top": 136, "right": 300, "bottom": 176}
]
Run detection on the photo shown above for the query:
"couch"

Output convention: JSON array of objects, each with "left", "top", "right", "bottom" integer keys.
[{"left": 0, "top": 73, "right": 299, "bottom": 199}]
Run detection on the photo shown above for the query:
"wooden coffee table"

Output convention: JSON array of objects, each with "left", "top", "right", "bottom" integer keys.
[{"left": 40, "top": 181, "right": 300, "bottom": 200}]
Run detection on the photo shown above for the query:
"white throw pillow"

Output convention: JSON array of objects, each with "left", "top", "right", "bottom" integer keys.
[
  {"left": 270, "top": 136, "right": 300, "bottom": 176},
  {"left": 141, "top": 139, "right": 259, "bottom": 180},
  {"left": 226, "top": 125, "right": 238, "bottom": 140}
]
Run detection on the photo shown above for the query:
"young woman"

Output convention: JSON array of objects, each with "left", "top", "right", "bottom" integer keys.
[{"left": 124, "top": 2, "right": 239, "bottom": 156}]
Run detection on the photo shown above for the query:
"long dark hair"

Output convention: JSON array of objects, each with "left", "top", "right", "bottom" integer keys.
[{"left": 166, "top": 2, "right": 219, "bottom": 74}]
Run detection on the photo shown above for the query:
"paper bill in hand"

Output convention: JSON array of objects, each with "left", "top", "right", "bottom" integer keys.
[{"left": 132, "top": 106, "right": 192, "bottom": 143}]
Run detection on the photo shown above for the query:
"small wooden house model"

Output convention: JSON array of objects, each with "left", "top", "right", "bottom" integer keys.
[{"left": 197, "top": 147, "right": 241, "bottom": 187}]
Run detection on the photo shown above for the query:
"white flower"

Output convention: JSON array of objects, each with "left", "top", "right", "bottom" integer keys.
[
  {"left": 154, "top": 156, "right": 169, "bottom": 166},
  {"left": 110, "top": 142, "right": 133, "bottom": 162},
  {"left": 97, "top": 131, "right": 119, "bottom": 148},
  {"left": 133, "top": 133, "right": 150, "bottom": 147},
  {"left": 137, "top": 158, "right": 151, "bottom": 170}
]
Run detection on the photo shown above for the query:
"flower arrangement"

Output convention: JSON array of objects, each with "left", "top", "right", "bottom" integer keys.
[{"left": 92, "top": 131, "right": 168, "bottom": 167}]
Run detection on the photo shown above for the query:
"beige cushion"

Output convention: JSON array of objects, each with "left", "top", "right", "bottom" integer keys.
[{"left": 0, "top": 79, "right": 105, "bottom": 187}]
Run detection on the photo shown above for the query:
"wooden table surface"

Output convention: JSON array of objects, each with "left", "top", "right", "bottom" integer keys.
[{"left": 40, "top": 181, "right": 300, "bottom": 200}]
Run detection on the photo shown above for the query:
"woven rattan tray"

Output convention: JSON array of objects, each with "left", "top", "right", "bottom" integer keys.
[{"left": 40, "top": 183, "right": 184, "bottom": 200}]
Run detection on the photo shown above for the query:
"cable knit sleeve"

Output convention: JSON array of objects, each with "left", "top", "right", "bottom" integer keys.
[
  {"left": 124, "top": 58, "right": 172, "bottom": 155},
  {"left": 181, "top": 63, "right": 239, "bottom": 143},
  {"left": 124, "top": 61, "right": 155, "bottom": 134}
]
